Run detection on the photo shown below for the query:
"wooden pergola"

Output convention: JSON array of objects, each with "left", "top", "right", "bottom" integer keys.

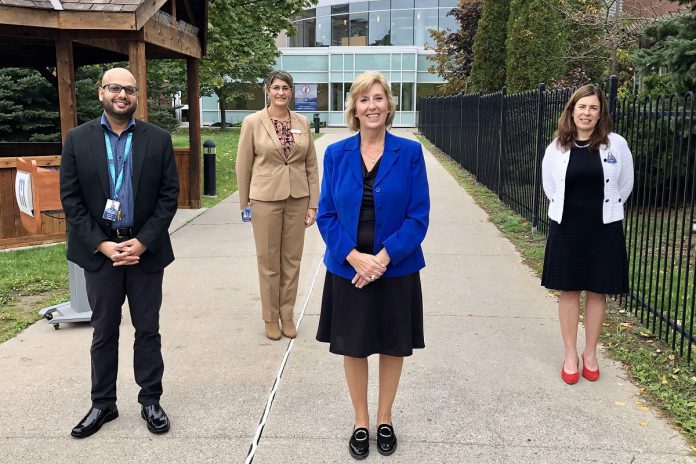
[{"left": 0, "top": 0, "right": 207, "bottom": 209}]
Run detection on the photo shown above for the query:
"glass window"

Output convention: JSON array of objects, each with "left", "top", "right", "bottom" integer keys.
[
  {"left": 416, "top": 82, "right": 441, "bottom": 98},
  {"left": 401, "top": 82, "right": 414, "bottom": 111},
  {"left": 345, "top": 54, "right": 354, "bottom": 69},
  {"left": 315, "top": 6, "right": 331, "bottom": 46},
  {"left": 317, "top": 83, "right": 328, "bottom": 111},
  {"left": 369, "top": 0, "right": 389, "bottom": 11},
  {"left": 391, "top": 82, "right": 401, "bottom": 111},
  {"left": 414, "top": 8, "right": 438, "bottom": 47},
  {"left": 403, "top": 53, "right": 416, "bottom": 70},
  {"left": 415, "top": 0, "right": 438, "bottom": 6},
  {"left": 332, "top": 13, "right": 350, "bottom": 46},
  {"left": 439, "top": 7, "right": 458, "bottom": 32},
  {"left": 392, "top": 0, "right": 414, "bottom": 8},
  {"left": 331, "top": 83, "right": 344, "bottom": 111},
  {"left": 282, "top": 55, "right": 327, "bottom": 72},
  {"left": 391, "top": 54, "right": 401, "bottom": 69},
  {"left": 439, "top": 0, "right": 458, "bottom": 6},
  {"left": 355, "top": 54, "right": 390, "bottom": 71},
  {"left": 390, "top": 9, "right": 414, "bottom": 45},
  {"left": 369, "top": 9, "right": 390, "bottom": 45},
  {"left": 350, "top": 1, "right": 369, "bottom": 12},
  {"left": 304, "top": 18, "right": 316, "bottom": 47},
  {"left": 330, "top": 54, "right": 343, "bottom": 70},
  {"left": 349, "top": 12, "right": 369, "bottom": 46},
  {"left": 229, "top": 84, "right": 265, "bottom": 110},
  {"left": 290, "top": 20, "right": 305, "bottom": 47}
]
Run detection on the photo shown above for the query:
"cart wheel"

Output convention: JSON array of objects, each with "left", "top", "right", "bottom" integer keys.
[
  {"left": 53, "top": 323, "right": 60, "bottom": 330},
  {"left": 44, "top": 312, "right": 53, "bottom": 321}
]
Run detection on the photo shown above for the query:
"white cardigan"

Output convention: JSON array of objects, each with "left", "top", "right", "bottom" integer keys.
[{"left": 541, "top": 132, "right": 634, "bottom": 224}]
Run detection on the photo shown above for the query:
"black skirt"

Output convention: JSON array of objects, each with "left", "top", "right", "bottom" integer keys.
[
  {"left": 541, "top": 145, "right": 629, "bottom": 294},
  {"left": 316, "top": 217, "right": 425, "bottom": 357}
]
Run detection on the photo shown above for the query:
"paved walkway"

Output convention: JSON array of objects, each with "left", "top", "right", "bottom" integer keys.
[{"left": 0, "top": 129, "right": 694, "bottom": 463}]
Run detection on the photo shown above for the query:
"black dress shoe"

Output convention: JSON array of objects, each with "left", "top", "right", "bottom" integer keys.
[
  {"left": 349, "top": 427, "right": 369, "bottom": 460},
  {"left": 71, "top": 404, "right": 118, "bottom": 438},
  {"left": 377, "top": 423, "right": 397, "bottom": 456},
  {"left": 141, "top": 403, "right": 170, "bottom": 434}
]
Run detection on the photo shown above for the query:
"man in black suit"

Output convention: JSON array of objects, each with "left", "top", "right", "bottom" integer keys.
[{"left": 60, "top": 67, "right": 179, "bottom": 438}]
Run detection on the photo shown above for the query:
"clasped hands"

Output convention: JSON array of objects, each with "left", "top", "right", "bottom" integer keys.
[
  {"left": 98, "top": 238, "right": 147, "bottom": 266},
  {"left": 347, "top": 248, "right": 391, "bottom": 289}
]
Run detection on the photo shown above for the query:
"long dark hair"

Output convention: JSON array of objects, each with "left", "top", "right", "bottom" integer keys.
[{"left": 554, "top": 84, "right": 612, "bottom": 151}]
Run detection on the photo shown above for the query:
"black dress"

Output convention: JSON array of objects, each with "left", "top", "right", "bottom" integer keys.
[
  {"left": 316, "top": 157, "right": 425, "bottom": 357},
  {"left": 541, "top": 143, "right": 629, "bottom": 294}
]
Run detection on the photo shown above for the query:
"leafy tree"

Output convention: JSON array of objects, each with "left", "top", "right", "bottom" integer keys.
[
  {"left": 633, "top": 11, "right": 696, "bottom": 94},
  {"left": 505, "top": 0, "right": 567, "bottom": 92},
  {"left": 427, "top": 0, "right": 483, "bottom": 95},
  {"left": 469, "top": 0, "right": 509, "bottom": 93},
  {"left": 201, "top": 0, "right": 316, "bottom": 128}
]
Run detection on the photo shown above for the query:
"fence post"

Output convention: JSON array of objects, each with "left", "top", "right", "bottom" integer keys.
[
  {"left": 532, "top": 83, "right": 546, "bottom": 233},
  {"left": 608, "top": 75, "right": 619, "bottom": 121},
  {"left": 475, "top": 91, "right": 482, "bottom": 178},
  {"left": 498, "top": 87, "right": 506, "bottom": 200}
]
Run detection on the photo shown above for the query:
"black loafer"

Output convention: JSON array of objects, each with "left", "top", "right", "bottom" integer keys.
[
  {"left": 71, "top": 404, "right": 118, "bottom": 438},
  {"left": 141, "top": 403, "right": 170, "bottom": 434},
  {"left": 377, "top": 423, "right": 397, "bottom": 456},
  {"left": 349, "top": 427, "right": 369, "bottom": 460}
]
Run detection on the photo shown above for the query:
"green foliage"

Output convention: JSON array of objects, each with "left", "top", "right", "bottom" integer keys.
[
  {"left": 427, "top": 0, "right": 483, "bottom": 95},
  {"left": 469, "top": 0, "right": 509, "bottom": 93},
  {"left": 505, "top": 0, "right": 567, "bottom": 92},
  {"left": 633, "top": 11, "right": 696, "bottom": 94},
  {"left": 0, "top": 68, "right": 59, "bottom": 142},
  {"left": 202, "top": 0, "right": 316, "bottom": 126},
  {"left": 146, "top": 60, "right": 181, "bottom": 133},
  {"left": 76, "top": 65, "right": 106, "bottom": 124}
]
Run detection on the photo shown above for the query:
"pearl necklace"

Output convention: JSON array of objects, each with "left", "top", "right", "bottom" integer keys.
[{"left": 573, "top": 140, "right": 590, "bottom": 148}]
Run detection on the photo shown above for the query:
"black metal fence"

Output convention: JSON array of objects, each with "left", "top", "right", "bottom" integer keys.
[{"left": 418, "top": 80, "right": 696, "bottom": 362}]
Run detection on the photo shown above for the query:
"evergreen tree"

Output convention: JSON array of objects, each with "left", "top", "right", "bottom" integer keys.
[
  {"left": 505, "top": 0, "right": 566, "bottom": 92},
  {"left": 0, "top": 68, "right": 59, "bottom": 142},
  {"left": 427, "top": 0, "right": 483, "bottom": 94},
  {"left": 469, "top": 0, "right": 509, "bottom": 93}
]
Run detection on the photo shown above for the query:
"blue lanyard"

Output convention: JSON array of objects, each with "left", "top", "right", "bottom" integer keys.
[{"left": 104, "top": 131, "right": 132, "bottom": 200}]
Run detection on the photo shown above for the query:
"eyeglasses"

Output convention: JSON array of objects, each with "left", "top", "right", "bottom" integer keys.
[
  {"left": 270, "top": 85, "right": 292, "bottom": 93},
  {"left": 102, "top": 84, "right": 139, "bottom": 96}
]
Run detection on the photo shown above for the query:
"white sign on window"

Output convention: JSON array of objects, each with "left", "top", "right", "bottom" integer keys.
[{"left": 15, "top": 170, "right": 33, "bottom": 217}]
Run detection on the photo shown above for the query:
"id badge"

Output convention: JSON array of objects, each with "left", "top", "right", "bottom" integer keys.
[
  {"left": 103, "top": 199, "right": 121, "bottom": 221},
  {"left": 241, "top": 207, "right": 252, "bottom": 222}
]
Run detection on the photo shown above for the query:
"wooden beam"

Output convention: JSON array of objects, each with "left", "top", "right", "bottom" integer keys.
[
  {"left": 58, "top": 11, "right": 137, "bottom": 30},
  {"left": 34, "top": 67, "right": 58, "bottom": 89},
  {"left": 171, "top": 0, "right": 177, "bottom": 24},
  {"left": 186, "top": 58, "right": 201, "bottom": 209},
  {"left": 135, "top": 0, "right": 169, "bottom": 30},
  {"left": 143, "top": 17, "right": 201, "bottom": 58},
  {"left": 0, "top": 6, "right": 58, "bottom": 28},
  {"left": 55, "top": 37, "right": 77, "bottom": 144},
  {"left": 0, "top": 24, "right": 57, "bottom": 40},
  {"left": 128, "top": 41, "right": 148, "bottom": 121},
  {"left": 180, "top": 0, "right": 196, "bottom": 27},
  {"left": 74, "top": 38, "right": 129, "bottom": 56}
]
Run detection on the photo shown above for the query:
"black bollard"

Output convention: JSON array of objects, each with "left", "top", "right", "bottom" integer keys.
[
  {"left": 313, "top": 113, "right": 320, "bottom": 134},
  {"left": 203, "top": 140, "right": 217, "bottom": 197}
]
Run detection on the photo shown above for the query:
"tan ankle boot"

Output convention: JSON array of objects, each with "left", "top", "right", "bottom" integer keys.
[
  {"left": 265, "top": 321, "right": 281, "bottom": 340},
  {"left": 281, "top": 319, "right": 297, "bottom": 338}
]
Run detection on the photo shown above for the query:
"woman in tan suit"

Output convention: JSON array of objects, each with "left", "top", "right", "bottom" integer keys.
[{"left": 236, "top": 70, "right": 320, "bottom": 341}]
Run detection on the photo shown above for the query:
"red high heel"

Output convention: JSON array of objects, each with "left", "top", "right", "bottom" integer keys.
[
  {"left": 582, "top": 353, "right": 600, "bottom": 381},
  {"left": 561, "top": 358, "right": 579, "bottom": 384}
]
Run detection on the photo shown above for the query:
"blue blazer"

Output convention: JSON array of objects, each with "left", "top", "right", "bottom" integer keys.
[{"left": 317, "top": 131, "right": 430, "bottom": 280}]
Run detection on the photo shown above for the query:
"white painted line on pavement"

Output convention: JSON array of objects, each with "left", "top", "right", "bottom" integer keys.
[{"left": 244, "top": 253, "right": 324, "bottom": 464}]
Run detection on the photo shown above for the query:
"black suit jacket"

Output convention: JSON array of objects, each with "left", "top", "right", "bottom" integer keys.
[{"left": 60, "top": 117, "right": 180, "bottom": 272}]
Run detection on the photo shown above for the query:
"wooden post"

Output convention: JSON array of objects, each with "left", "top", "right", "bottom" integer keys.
[
  {"left": 128, "top": 40, "right": 148, "bottom": 121},
  {"left": 187, "top": 58, "right": 201, "bottom": 209},
  {"left": 55, "top": 37, "right": 77, "bottom": 143}
]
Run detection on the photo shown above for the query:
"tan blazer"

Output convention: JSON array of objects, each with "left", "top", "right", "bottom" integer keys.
[{"left": 236, "top": 109, "right": 319, "bottom": 210}]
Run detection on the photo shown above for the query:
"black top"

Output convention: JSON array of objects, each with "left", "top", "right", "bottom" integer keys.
[
  {"left": 358, "top": 157, "right": 381, "bottom": 223},
  {"left": 562, "top": 141, "right": 603, "bottom": 224}
]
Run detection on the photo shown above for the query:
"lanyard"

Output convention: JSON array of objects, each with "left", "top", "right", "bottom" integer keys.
[{"left": 104, "top": 131, "right": 132, "bottom": 200}]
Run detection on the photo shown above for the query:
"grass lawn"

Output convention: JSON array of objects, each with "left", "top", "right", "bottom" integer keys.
[
  {"left": 0, "top": 244, "right": 69, "bottom": 343},
  {"left": 417, "top": 134, "right": 696, "bottom": 448}
]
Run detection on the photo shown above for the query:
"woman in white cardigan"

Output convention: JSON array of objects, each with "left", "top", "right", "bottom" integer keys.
[{"left": 541, "top": 84, "right": 634, "bottom": 385}]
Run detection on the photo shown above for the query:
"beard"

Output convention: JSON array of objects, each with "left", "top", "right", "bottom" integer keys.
[{"left": 101, "top": 97, "right": 137, "bottom": 120}]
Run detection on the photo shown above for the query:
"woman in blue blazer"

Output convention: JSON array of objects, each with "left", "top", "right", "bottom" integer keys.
[{"left": 316, "top": 71, "right": 430, "bottom": 459}]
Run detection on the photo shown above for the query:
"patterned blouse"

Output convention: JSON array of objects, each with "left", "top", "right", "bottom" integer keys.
[{"left": 270, "top": 117, "right": 295, "bottom": 160}]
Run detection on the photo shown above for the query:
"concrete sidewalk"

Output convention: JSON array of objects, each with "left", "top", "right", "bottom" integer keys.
[{"left": 0, "top": 129, "right": 694, "bottom": 463}]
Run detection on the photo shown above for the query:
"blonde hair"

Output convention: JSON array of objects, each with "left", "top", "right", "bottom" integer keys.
[{"left": 345, "top": 71, "right": 397, "bottom": 132}]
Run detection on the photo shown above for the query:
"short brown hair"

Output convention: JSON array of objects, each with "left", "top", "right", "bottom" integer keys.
[
  {"left": 554, "top": 84, "right": 613, "bottom": 151},
  {"left": 265, "top": 70, "right": 294, "bottom": 91},
  {"left": 345, "top": 71, "right": 397, "bottom": 132}
]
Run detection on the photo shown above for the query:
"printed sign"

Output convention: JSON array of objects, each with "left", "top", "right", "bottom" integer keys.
[
  {"left": 295, "top": 83, "right": 318, "bottom": 112},
  {"left": 15, "top": 170, "right": 33, "bottom": 217}
]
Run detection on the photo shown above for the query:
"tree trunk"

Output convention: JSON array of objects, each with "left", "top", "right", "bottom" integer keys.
[{"left": 217, "top": 88, "right": 228, "bottom": 129}]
